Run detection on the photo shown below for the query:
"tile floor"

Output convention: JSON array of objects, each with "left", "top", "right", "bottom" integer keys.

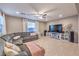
[{"left": 33, "top": 36, "right": 79, "bottom": 56}]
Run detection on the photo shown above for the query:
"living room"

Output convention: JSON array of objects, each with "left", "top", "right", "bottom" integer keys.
[{"left": 0, "top": 3, "right": 79, "bottom": 56}]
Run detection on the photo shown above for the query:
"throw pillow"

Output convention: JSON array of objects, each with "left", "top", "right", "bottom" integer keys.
[
  {"left": 5, "top": 42, "right": 13, "bottom": 48},
  {"left": 5, "top": 42, "right": 21, "bottom": 52},
  {"left": 4, "top": 47, "right": 19, "bottom": 56},
  {"left": 30, "top": 33, "right": 36, "bottom": 36},
  {"left": 12, "top": 38, "right": 23, "bottom": 45},
  {"left": 13, "top": 36, "right": 20, "bottom": 40}
]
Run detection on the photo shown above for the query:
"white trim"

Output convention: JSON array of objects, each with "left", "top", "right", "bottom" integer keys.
[
  {"left": 23, "top": 19, "right": 27, "bottom": 32},
  {"left": 3, "top": 13, "right": 6, "bottom": 34}
]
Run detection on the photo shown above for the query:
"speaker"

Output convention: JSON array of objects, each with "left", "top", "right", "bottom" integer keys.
[{"left": 70, "top": 31, "right": 74, "bottom": 42}]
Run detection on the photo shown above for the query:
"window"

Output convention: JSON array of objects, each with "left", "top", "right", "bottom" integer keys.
[
  {"left": 27, "top": 21, "right": 36, "bottom": 32},
  {"left": 0, "top": 16, "right": 3, "bottom": 33}
]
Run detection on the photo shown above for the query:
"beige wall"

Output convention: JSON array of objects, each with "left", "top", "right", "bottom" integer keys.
[
  {"left": 5, "top": 15, "right": 23, "bottom": 34},
  {"left": 46, "top": 15, "right": 78, "bottom": 43},
  {"left": 5, "top": 15, "right": 46, "bottom": 34},
  {"left": 0, "top": 12, "right": 2, "bottom": 16},
  {"left": 78, "top": 15, "right": 79, "bottom": 43},
  {"left": 39, "top": 22, "right": 47, "bottom": 33}
]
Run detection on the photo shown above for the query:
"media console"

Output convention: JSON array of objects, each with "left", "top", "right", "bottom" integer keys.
[
  {"left": 47, "top": 32, "right": 62, "bottom": 40},
  {"left": 46, "top": 31, "right": 74, "bottom": 42}
]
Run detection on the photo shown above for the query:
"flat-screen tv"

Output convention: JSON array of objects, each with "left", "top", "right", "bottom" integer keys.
[
  {"left": 49, "top": 25, "right": 54, "bottom": 32},
  {"left": 49, "top": 24, "right": 62, "bottom": 33}
]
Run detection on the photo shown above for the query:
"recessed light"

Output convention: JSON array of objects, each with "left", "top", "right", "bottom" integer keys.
[
  {"left": 16, "top": 11, "right": 20, "bottom": 14},
  {"left": 59, "top": 14, "right": 63, "bottom": 18}
]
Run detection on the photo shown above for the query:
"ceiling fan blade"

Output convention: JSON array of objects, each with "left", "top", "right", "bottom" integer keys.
[
  {"left": 46, "top": 15, "right": 54, "bottom": 19},
  {"left": 19, "top": 12, "right": 43, "bottom": 16},
  {"left": 24, "top": 13, "right": 37, "bottom": 15},
  {"left": 43, "top": 8, "right": 57, "bottom": 13}
]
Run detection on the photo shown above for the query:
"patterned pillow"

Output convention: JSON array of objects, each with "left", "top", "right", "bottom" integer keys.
[
  {"left": 13, "top": 36, "right": 20, "bottom": 40},
  {"left": 4, "top": 47, "right": 19, "bottom": 56},
  {"left": 5, "top": 42, "right": 21, "bottom": 52}
]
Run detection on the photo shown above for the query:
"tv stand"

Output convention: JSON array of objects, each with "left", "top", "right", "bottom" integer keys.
[
  {"left": 46, "top": 32, "right": 62, "bottom": 40},
  {"left": 51, "top": 32, "right": 62, "bottom": 40},
  {"left": 46, "top": 31, "right": 74, "bottom": 43}
]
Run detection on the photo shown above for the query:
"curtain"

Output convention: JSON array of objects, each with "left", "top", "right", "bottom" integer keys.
[{"left": 0, "top": 14, "right": 6, "bottom": 36}]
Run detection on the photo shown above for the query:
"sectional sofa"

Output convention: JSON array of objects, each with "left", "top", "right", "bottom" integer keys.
[
  {"left": 1, "top": 32, "right": 38, "bottom": 43},
  {"left": 0, "top": 32, "right": 45, "bottom": 56}
]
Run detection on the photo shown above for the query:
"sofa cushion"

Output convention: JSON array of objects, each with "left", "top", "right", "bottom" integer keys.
[
  {"left": 12, "top": 38, "right": 23, "bottom": 45},
  {"left": 15, "top": 51, "right": 28, "bottom": 56},
  {"left": 19, "top": 44, "right": 32, "bottom": 56},
  {"left": 0, "top": 38, "right": 5, "bottom": 56},
  {"left": 14, "top": 32, "right": 22, "bottom": 36},
  {"left": 21, "top": 32, "right": 30, "bottom": 37},
  {"left": 1, "top": 34, "right": 14, "bottom": 42},
  {"left": 13, "top": 32, "right": 30, "bottom": 37}
]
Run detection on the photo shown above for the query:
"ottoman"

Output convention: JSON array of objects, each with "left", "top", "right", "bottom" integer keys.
[{"left": 24, "top": 42, "right": 45, "bottom": 56}]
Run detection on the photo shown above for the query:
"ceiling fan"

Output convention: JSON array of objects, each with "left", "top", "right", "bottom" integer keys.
[{"left": 17, "top": 8, "right": 57, "bottom": 20}]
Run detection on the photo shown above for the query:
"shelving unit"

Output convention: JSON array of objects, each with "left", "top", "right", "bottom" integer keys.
[
  {"left": 46, "top": 31, "right": 74, "bottom": 43},
  {"left": 46, "top": 32, "right": 70, "bottom": 40}
]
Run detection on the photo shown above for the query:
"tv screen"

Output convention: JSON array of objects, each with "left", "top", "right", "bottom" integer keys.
[
  {"left": 57, "top": 24, "right": 62, "bottom": 33},
  {"left": 49, "top": 25, "right": 54, "bottom": 32},
  {"left": 49, "top": 24, "right": 62, "bottom": 33}
]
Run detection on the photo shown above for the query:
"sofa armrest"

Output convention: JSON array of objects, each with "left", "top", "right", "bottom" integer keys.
[
  {"left": 15, "top": 51, "right": 28, "bottom": 56},
  {"left": 19, "top": 44, "right": 32, "bottom": 56}
]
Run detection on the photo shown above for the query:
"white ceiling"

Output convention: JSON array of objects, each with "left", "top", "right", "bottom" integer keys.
[{"left": 0, "top": 3, "right": 78, "bottom": 22}]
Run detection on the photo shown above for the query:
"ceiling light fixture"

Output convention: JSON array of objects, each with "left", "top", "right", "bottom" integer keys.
[
  {"left": 59, "top": 14, "right": 63, "bottom": 18},
  {"left": 16, "top": 11, "right": 20, "bottom": 14},
  {"left": 39, "top": 16, "right": 43, "bottom": 19}
]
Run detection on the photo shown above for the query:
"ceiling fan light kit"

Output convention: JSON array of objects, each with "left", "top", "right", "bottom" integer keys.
[{"left": 59, "top": 14, "right": 63, "bottom": 18}]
